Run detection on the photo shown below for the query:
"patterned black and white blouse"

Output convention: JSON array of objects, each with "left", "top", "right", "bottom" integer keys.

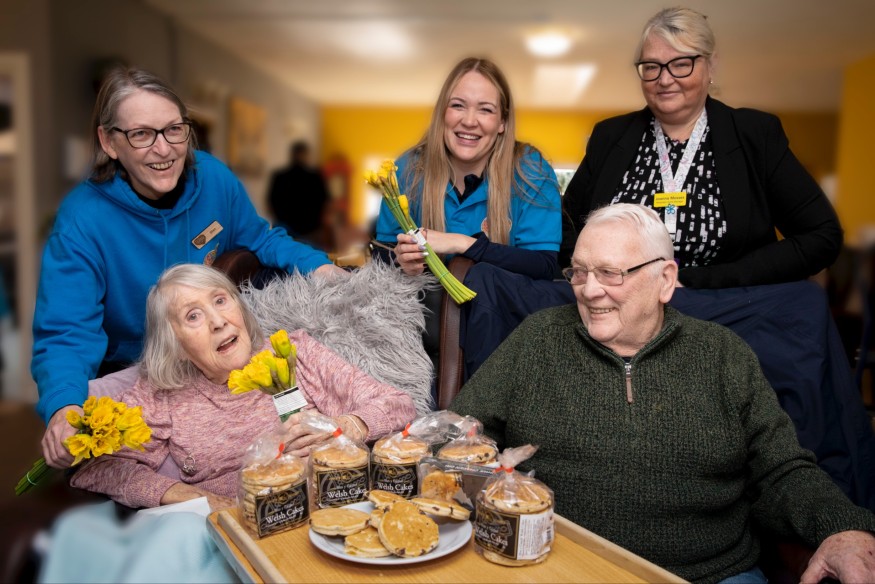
[{"left": 610, "top": 118, "right": 727, "bottom": 269}]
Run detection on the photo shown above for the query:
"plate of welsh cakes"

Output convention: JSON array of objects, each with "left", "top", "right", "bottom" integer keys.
[{"left": 308, "top": 490, "right": 472, "bottom": 565}]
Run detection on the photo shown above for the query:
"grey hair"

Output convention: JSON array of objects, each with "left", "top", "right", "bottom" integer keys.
[
  {"left": 584, "top": 204, "right": 675, "bottom": 264},
  {"left": 140, "top": 264, "right": 263, "bottom": 390},
  {"left": 90, "top": 66, "right": 198, "bottom": 183},
  {"left": 635, "top": 6, "right": 716, "bottom": 62}
]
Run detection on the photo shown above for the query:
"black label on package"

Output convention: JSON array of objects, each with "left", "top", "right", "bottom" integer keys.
[
  {"left": 254, "top": 480, "right": 310, "bottom": 538},
  {"left": 474, "top": 501, "right": 519, "bottom": 559},
  {"left": 315, "top": 465, "right": 369, "bottom": 508},
  {"left": 371, "top": 461, "right": 418, "bottom": 498}
]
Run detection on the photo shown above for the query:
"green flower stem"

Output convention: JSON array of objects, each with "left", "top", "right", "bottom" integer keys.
[{"left": 15, "top": 457, "right": 53, "bottom": 496}]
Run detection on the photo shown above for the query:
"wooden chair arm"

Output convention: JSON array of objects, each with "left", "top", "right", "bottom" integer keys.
[{"left": 436, "top": 256, "right": 475, "bottom": 410}]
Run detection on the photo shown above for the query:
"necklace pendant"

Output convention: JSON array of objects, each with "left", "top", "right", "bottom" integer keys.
[{"left": 182, "top": 453, "right": 197, "bottom": 475}]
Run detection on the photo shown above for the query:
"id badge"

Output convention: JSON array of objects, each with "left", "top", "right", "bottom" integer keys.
[{"left": 653, "top": 192, "right": 687, "bottom": 208}]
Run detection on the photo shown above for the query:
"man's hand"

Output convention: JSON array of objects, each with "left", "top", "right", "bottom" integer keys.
[
  {"left": 800, "top": 530, "right": 875, "bottom": 584},
  {"left": 42, "top": 405, "right": 82, "bottom": 468}
]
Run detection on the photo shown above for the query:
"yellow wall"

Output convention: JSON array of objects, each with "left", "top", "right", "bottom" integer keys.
[
  {"left": 322, "top": 106, "right": 621, "bottom": 227},
  {"left": 324, "top": 105, "right": 841, "bottom": 231},
  {"left": 836, "top": 53, "right": 875, "bottom": 246}
]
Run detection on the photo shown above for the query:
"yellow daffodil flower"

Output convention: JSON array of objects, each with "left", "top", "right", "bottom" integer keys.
[
  {"left": 66, "top": 410, "right": 86, "bottom": 430},
  {"left": 115, "top": 406, "right": 144, "bottom": 431},
  {"left": 253, "top": 350, "right": 278, "bottom": 375},
  {"left": 81, "top": 396, "right": 97, "bottom": 416},
  {"left": 88, "top": 403, "right": 115, "bottom": 430},
  {"left": 90, "top": 435, "right": 116, "bottom": 458},
  {"left": 276, "top": 357, "right": 291, "bottom": 389},
  {"left": 243, "top": 361, "right": 273, "bottom": 388},
  {"left": 122, "top": 422, "right": 152, "bottom": 451},
  {"left": 398, "top": 194, "right": 410, "bottom": 218},
  {"left": 228, "top": 369, "right": 261, "bottom": 394},
  {"left": 64, "top": 434, "right": 93, "bottom": 466},
  {"left": 270, "top": 330, "right": 292, "bottom": 358}
]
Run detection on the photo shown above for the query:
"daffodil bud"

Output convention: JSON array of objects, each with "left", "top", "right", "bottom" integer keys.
[
  {"left": 270, "top": 329, "right": 292, "bottom": 358},
  {"left": 276, "top": 357, "right": 291, "bottom": 389}
]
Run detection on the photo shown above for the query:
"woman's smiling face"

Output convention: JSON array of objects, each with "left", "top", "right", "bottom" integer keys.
[
  {"left": 443, "top": 70, "right": 506, "bottom": 176},
  {"left": 97, "top": 89, "right": 189, "bottom": 200}
]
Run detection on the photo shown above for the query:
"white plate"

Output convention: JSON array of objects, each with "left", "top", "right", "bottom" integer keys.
[{"left": 309, "top": 501, "right": 472, "bottom": 565}]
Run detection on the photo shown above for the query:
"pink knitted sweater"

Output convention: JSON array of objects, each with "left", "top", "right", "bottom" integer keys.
[{"left": 70, "top": 330, "right": 416, "bottom": 508}]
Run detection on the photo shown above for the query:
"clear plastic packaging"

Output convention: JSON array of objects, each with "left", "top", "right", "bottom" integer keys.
[
  {"left": 473, "top": 445, "right": 555, "bottom": 566},
  {"left": 237, "top": 425, "right": 309, "bottom": 538},
  {"left": 302, "top": 411, "right": 370, "bottom": 508},
  {"left": 437, "top": 415, "right": 499, "bottom": 466},
  {"left": 370, "top": 411, "right": 458, "bottom": 498}
]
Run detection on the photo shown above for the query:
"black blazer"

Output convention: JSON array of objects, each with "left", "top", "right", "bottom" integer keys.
[{"left": 561, "top": 97, "right": 843, "bottom": 288}]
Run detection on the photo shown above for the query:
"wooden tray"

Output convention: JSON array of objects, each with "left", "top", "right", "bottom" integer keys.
[{"left": 207, "top": 508, "right": 686, "bottom": 583}]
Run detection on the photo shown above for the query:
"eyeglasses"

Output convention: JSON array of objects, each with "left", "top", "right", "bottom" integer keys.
[
  {"left": 111, "top": 122, "right": 192, "bottom": 148},
  {"left": 562, "top": 257, "right": 665, "bottom": 286},
  {"left": 635, "top": 55, "right": 702, "bottom": 81}
]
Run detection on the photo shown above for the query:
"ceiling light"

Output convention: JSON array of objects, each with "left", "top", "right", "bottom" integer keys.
[{"left": 526, "top": 31, "right": 572, "bottom": 58}]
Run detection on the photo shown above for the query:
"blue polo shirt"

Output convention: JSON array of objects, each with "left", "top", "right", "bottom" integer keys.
[{"left": 375, "top": 146, "right": 561, "bottom": 252}]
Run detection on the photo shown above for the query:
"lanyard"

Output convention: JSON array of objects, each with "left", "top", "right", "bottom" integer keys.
[{"left": 652, "top": 109, "right": 708, "bottom": 193}]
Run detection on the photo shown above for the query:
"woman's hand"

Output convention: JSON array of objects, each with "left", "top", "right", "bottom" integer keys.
[
  {"left": 160, "top": 482, "right": 235, "bottom": 511},
  {"left": 281, "top": 412, "right": 333, "bottom": 457},
  {"left": 314, "top": 263, "right": 350, "bottom": 279},
  {"left": 394, "top": 230, "right": 475, "bottom": 275},
  {"left": 42, "top": 405, "right": 82, "bottom": 468}
]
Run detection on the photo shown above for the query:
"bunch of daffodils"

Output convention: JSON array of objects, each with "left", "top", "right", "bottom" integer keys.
[
  {"left": 365, "top": 159, "right": 476, "bottom": 304},
  {"left": 228, "top": 330, "right": 297, "bottom": 396},
  {"left": 16, "top": 396, "right": 152, "bottom": 495}
]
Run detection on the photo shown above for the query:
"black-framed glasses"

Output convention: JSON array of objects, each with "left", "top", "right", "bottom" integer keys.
[
  {"left": 562, "top": 257, "right": 665, "bottom": 286},
  {"left": 635, "top": 55, "right": 702, "bottom": 81},
  {"left": 111, "top": 122, "right": 192, "bottom": 148}
]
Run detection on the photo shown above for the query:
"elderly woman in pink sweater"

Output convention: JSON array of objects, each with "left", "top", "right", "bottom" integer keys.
[{"left": 71, "top": 264, "right": 416, "bottom": 511}]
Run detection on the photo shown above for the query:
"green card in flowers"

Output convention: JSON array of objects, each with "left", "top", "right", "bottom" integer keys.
[
  {"left": 365, "top": 159, "right": 476, "bottom": 304},
  {"left": 228, "top": 329, "right": 306, "bottom": 422},
  {"left": 15, "top": 395, "right": 152, "bottom": 496}
]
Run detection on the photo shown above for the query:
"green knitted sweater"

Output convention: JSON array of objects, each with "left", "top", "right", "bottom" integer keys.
[{"left": 450, "top": 304, "right": 875, "bottom": 584}]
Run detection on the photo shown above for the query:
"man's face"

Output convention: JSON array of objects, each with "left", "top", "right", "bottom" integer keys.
[{"left": 570, "top": 222, "right": 676, "bottom": 356}]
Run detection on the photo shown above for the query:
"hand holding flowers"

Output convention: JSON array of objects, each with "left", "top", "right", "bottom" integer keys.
[
  {"left": 365, "top": 160, "right": 476, "bottom": 304},
  {"left": 16, "top": 396, "right": 152, "bottom": 495}
]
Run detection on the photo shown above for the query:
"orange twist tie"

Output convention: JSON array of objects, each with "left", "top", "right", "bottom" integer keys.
[
  {"left": 333, "top": 427, "right": 343, "bottom": 438},
  {"left": 467, "top": 428, "right": 477, "bottom": 438},
  {"left": 275, "top": 442, "right": 285, "bottom": 459},
  {"left": 401, "top": 422, "right": 411, "bottom": 438}
]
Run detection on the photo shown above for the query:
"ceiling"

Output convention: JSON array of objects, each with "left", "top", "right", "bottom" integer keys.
[{"left": 145, "top": 0, "right": 875, "bottom": 111}]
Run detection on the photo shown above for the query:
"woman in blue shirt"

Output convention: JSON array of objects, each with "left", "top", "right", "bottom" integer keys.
[{"left": 373, "top": 57, "right": 563, "bottom": 380}]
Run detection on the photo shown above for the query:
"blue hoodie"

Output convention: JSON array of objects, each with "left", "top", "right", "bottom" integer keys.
[{"left": 33, "top": 151, "right": 331, "bottom": 423}]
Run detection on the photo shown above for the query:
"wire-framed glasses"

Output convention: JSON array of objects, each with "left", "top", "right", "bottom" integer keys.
[
  {"left": 562, "top": 257, "right": 665, "bottom": 286},
  {"left": 111, "top": 122, "right": 192, "bottom": 148},
  {"left": 635, "top": 55, "right": 702, "bottom": 81}
]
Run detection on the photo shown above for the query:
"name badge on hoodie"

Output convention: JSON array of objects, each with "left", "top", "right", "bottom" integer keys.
[{"left": 192, "top": 221, "right": 223, "bottom": 249}]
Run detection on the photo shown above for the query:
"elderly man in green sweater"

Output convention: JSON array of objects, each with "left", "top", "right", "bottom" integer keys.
[{"left": 450, "top": 203, "right": 875, "bottom": 584}]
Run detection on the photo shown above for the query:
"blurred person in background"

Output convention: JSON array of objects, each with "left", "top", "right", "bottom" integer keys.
[
  {"left": 33, "top": 66, "right": 346, "bottom": 470},
  {"left": 267, "top": 140, "right": 332, "bottom": 250},
  {"left": 372, "top": 56, "right": 562, "bottom": 381}
]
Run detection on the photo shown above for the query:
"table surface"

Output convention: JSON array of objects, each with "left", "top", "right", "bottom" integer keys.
[{"left": 207, "top": 508, "right": 686, "bottom": 584}]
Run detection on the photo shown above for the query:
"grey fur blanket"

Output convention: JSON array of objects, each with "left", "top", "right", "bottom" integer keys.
[{"left": 240, "top": 262, "right": 437, "bottom": 415}]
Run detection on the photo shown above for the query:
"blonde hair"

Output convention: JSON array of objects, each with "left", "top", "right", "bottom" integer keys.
[
  {"left": 635, "top": 6, "right": 716, "bottom": 62},
  {"left": 404, "top": 57, "right": 554, "bottom": 245}
]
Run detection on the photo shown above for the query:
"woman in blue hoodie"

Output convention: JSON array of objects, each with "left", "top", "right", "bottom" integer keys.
[{"left": 34, "top": 66, "right": 345, "bottom": 467}]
